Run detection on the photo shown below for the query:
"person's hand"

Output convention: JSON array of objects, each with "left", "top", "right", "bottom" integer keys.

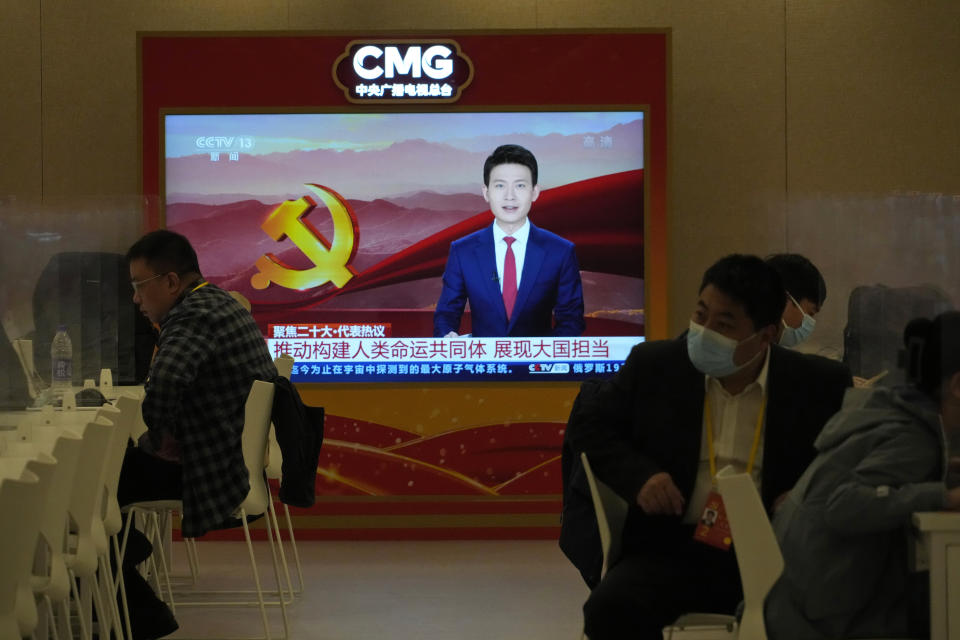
[
  {"left": 945, "top": 487, "right": 960, "bottom": 511},
  {"left": 636, "top": 472, "right": 685, "bottom": 516},
  {"left": 853, "top": 371, "right": 888, "bottom": 388},
  {"left": 444, "top": 331, "right": 458, "bottom": 338}
]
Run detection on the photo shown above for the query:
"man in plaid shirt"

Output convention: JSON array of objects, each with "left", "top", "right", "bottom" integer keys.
[{"left": 118, "top": 229, "right": 277, "bottom": 638}]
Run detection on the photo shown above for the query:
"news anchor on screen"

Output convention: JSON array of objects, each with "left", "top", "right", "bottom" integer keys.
[{"left": 434, "top": 144, "right": 585, "bottom": 338}]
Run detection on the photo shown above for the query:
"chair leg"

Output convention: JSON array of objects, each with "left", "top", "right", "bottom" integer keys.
[
  {"left": 262, "top": 502, "right": 290, "bottom": 639},
  {"left": 76, "top": 572, "right": 111, "bottom": 640},
  {"left": 183, "top": 537, "right": 200, "bottom": 584},
  {"left": 266, "top": 499, "right": 295, "bottom": 606},
  {"left": 121, "top": 507, "right": 177, "bottom": 614},
  {"left": 240, "top": 509, "right": 272, "bottom": 640},
  {"left": 112, "top": 535, "right": 134, "bottom": 640},
  {"left": 68, "top": 571, "right": 90, "bottom": 640},
  {"left": 143, "top": 510, "right": 176, "bottom": 613},
  {"left": 56, "top": 596, "right": 73, "bottom": 640},
  {"left": 280, "top": 504, "right": 304, "bottom": 595},
  {"left": 42, "top": 594, "right": 60, "bottom": 640},
  {"left": 97, "top": 553, "right": 126, "bottom": 640}
]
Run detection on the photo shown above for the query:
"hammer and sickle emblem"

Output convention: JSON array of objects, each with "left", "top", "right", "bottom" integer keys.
[{"left": 250, "top": 184, "right": 359, "bottom": 291}]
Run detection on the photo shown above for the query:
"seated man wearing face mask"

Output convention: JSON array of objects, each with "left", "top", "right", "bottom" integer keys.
[
  {"left": 765, "top": 253, "right": 825, "bottom": 349},
  {"left": 570, "top": 254, "right": 852, "bottom": 640}
]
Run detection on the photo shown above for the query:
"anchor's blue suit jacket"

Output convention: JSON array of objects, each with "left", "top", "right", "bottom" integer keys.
[{"left": 433, "top": 222, "right": 585, "bottom": 337}]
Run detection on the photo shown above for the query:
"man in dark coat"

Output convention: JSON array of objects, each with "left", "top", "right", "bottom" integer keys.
[{"left": 566, "top": 254, "right": 852, "bottom": 640}]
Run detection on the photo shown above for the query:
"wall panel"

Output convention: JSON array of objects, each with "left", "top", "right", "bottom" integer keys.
[
  {"left": 0, "top": 0, "right": 41, "bottom": 196},
  {"left": 784, "top": 0, "right": 960, "bottom": 357}
]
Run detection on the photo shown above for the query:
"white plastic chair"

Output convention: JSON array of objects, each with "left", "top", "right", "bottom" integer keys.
[
  {"left": 96, "top": 401, "right": 138, "bottom": 640},
  {"left": 231, "top": 379, "right": 289, "bottom": 639},
  {"left": 6, "top": 434, "right": 88, "bottom": 640},
  {"left": 65, "top": 416, "right": 122, "bottom": 640},
  {"left": 579, "top": 452, "right": 627, "bottom": 580},
  {"left": 127, "top": 380, "right": 290, "bottom": 639},
  {"left": 21, "top": 452, "right": 60, "bottom": 638},
  {"left": 580, "top": 453, "right": 737, "bottom": 640},
  {"left": 118, "top": 393, "right": 199, "bottom": 593},
  {"left": 0, "top": 466, "right": 46, "bottom": 640},
  {"left": 27, "top": 429, "right": 84, "bottom": 640},
  {"left": 715, "top": 466, "right": 783, "bottom": 640},
  {"left": 117, "top": 396, "right": 181, "bottom": 610}
]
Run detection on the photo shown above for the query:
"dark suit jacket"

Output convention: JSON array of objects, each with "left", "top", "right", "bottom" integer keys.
[
  {"left": 560, "top": 337, "right": 852, "bottom": 586},
  {"left": 433, "top": 222, "right": 585, "bottom": 337}
]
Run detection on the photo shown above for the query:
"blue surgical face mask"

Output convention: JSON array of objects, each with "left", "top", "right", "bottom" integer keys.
[
  {"left": 686, "top": 320, "right": 762, "bottom": 378},
  {"left": 779, "top": 294, "right": 817, "bottom": 348}
]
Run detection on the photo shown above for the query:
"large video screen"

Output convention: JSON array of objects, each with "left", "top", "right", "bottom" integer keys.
[{"left": 164, "top": 110, "right": 645, "bottom": 382}]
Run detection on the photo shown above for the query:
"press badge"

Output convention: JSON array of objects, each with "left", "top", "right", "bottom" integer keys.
[{"left": 692, "top": 490, "right": 732, "bottom": 551}]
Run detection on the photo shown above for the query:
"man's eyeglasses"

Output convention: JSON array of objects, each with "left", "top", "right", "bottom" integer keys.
[{"left": 131, "top": 273, "right": 164, "bottom": 293}]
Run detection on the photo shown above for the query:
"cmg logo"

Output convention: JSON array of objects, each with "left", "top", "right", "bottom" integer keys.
[
  {"left": 333, "top": 39, "right": 474, "bottom": 103},
  {"left": 352, "top": 45, "right": 454, "bottom": 80}
]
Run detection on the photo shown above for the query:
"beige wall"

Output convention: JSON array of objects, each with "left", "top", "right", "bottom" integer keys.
[{"left": 2, "top": 0, "right": 958, "bottom": 347}]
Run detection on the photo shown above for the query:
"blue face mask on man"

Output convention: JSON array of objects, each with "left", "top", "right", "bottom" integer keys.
[
  {"left": 779, "top": 293, "right": 817, "bottom": 348},
  {"left": 686, "top": 320, "right": 763, "bottom": 378}
]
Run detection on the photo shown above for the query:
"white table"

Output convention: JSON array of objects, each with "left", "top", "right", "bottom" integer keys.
[
  {"left": 0, "top": 385, "right": 144, "bottom": 431},
  {"left": 0, "top": 408, "right": 95, "bottom": 432},
  {"left": 913, "top": 511, "right": 960, "bottom": 640}
]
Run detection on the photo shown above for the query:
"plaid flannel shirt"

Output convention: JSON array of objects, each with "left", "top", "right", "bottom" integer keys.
[{"left": 142, "top": 282, "right": 277, "bottom": 538}]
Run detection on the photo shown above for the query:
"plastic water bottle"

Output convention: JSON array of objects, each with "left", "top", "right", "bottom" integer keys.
[{"left": 50, "top": 325, "right": 73, "bottom": 404}]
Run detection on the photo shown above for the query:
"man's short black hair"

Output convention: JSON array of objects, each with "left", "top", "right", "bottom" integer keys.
[
  {"left": 700, "top": 254, "right": 786, "bottom": 331},
  {"left": 483, "top": 144, "right": 538, "bottom": 186},
  {"left": 903, "top": 311, "right": 960, "bottom": 398},
  {"left": 126, "top": 229, "right": 201, "bottom": 276},
  {"left": 765, "top": 253, "right": 827, "bottom": 306}
]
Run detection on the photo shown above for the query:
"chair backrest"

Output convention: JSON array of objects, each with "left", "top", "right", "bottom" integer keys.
[
  {"left": 19, "top": 442, "right": 76, "bottom": 554},
  {"left": 238, "top": 380, "right": 276, "bottom": 516},
  {"left": 274, "top": 354, "right": 294, "bottom": 379},
  {"left": 66, "top": 416, "right": 115, "bottom": 574},
  {"left": 0, "top": 467, "right": 46, "bottom": 636},
  {"left": 33, "top": 431, "right": 83, "bottom": 600},
  {"left": 579, "top": 452, "right": 628, "bottom": 577},
  {"left": 716, "top": 466, "right": 784, "bottom": 640},
  {"left": 119, "top": 392, "right": 149, "bottom": 441},
  {"left": 98, "top": 402, "right": 133, "bottom": 535}
]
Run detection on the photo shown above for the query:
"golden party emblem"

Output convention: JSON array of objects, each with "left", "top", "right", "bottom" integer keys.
[{"left": 251, "top": 184, "right": 359, "bottom": 291}]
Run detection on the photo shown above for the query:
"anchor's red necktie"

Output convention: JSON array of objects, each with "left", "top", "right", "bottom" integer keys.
[{"left": 503, "top": 236, "right": 517, "bottom": 319}]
